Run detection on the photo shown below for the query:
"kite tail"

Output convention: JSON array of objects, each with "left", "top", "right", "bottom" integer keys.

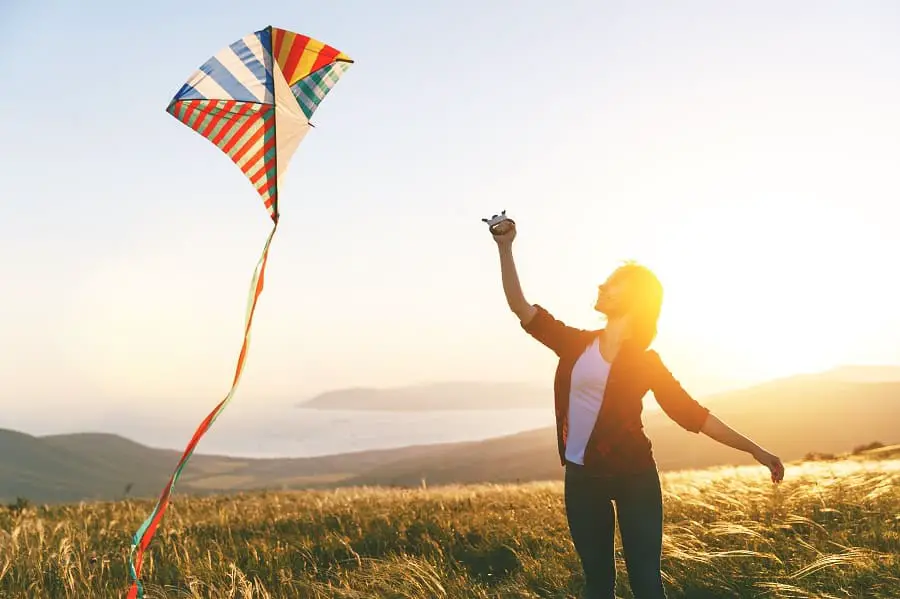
[{"left": 126, "top": 222, "right": 278, "bottom": 599}]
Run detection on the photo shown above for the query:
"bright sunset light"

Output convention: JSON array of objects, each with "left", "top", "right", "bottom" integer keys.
[{"left": 3, "top": 3, "right": 899, "bottom": 598}]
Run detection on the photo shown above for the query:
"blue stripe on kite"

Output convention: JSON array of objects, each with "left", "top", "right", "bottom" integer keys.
[
  {"left": 199, "top": 57, "right": 257, "bottom": 102},
  {"left": 230, "top": 39, "right": 274, "bottom": 100},
  {"left": 256, "top": 27, "right": 273, "bottom": 60},
  {"left": 173, "top": 83, "right": 205, "bottom": 101},
  {"left": 256, "top": 28, "right": 276, "bottom": 101}
]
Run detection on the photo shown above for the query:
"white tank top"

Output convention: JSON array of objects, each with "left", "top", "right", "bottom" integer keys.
[{"left": 565, "top": 336, "right": 611, "bottom": 465}]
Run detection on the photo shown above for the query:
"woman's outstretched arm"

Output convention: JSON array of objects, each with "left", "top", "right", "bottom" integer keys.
[
  {"left": 492, "top": 219, "right": 536, "bottom": 324},
  {"left": 497, "top": 244, "right": 537, "bottom": 324},
  {"left": 489, "top": 218, "right": 586, "bottom": 357},
  {"left": 648, "top": 351, "right": 784, "bottom": 484},
  {"left": 700, "top": 414, "right": 785, "bottom": 483}
]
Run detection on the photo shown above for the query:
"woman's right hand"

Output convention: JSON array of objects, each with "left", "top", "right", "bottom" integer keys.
[{"left": 491, "top": 218, "right": 516, "bottom": 245}]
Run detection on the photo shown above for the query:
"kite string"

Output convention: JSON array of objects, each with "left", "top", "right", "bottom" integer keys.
[{"left": 126, "top": 221, "right": 278, "bottom": 599}]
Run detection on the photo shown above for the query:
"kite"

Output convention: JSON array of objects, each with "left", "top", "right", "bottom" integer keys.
[{"left": 126, "top": 26, "right": 352, "bottom": 598}]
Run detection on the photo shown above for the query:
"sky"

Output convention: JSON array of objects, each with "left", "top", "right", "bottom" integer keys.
[{"left": 2, "top": 0, "right": 900, "bottom": 429}]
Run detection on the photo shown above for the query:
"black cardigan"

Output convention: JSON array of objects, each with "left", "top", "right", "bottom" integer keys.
[{"left": 522, "top": 305, "right": 711, "bottom": 475}]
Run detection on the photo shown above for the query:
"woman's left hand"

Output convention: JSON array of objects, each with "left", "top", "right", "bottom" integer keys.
[{"left": 752, "top": 446, "right": 785, "bottom": 484}]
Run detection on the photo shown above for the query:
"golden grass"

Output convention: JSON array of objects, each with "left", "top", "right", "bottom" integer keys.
[{"left": 1, "top": 458, "right": 898, "bottom": 598}]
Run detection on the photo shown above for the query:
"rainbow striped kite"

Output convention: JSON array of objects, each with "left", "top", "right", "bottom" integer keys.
[{"left": 126, "top": 26, "right": 352, "bottom": 598}]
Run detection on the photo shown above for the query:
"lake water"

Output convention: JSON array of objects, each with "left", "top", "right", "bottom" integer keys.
[{"left": 122, "top": 408, "right": 556, "bottom": 458}]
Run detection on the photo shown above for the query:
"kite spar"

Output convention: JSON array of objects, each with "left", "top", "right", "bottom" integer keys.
[{"left": 126, "top": 26, "right": 352, "bottom": 598}]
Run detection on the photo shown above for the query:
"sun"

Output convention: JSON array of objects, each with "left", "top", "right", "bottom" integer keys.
[{"left": 633, "top": 192, "right": 863, "bottom": 381}]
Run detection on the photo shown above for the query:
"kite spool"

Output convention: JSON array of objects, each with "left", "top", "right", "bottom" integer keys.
[{"left": 482, "top": 210, "right": 514, "bottom": 235}]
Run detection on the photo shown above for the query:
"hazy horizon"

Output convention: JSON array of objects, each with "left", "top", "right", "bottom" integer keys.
[
  {"left": 6, "top": 364, "right": 900, "bottom": 460},
  {"left": 3, "top": 1, "right": 899, "bottom": 435}
]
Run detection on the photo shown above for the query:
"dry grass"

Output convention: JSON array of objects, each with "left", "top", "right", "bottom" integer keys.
[{"left": 1, "top": 457, "right": 898, "bottom": 598}]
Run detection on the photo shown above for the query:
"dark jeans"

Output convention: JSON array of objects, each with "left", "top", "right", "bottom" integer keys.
[{"left": 564, "top": 462, "right": 667, "bottom": 599}]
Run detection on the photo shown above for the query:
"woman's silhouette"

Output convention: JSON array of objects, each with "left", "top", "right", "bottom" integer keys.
[{"left": 489, "top": 217, "right": 784, "bottom": 599}]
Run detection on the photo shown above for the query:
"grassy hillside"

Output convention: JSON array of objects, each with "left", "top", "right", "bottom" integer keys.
[
  {"left": 3, "top": 375, "right": 899, "bottom": 504},
  {"left": 0, "top": 429, "right": 468, "bottom": 504},
  {"left": 2, "top": 451, "right": 898, "bottom": 598}
]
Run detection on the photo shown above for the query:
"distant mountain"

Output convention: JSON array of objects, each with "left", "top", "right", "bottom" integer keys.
[
  {"left": 296, "top": 381, "right": 552, "bottom": 410},
  {"left": 4, "top": 371, "right": 899, "bottom": 504},
  {"left": 296, "top": 365, "right": 900, "bottom": 412},
  {"left": 819, "top": 365, "right": 900, "bottom": 382},
  {"left": 340, "top": 377, "right": 900, "bottom": 487}
]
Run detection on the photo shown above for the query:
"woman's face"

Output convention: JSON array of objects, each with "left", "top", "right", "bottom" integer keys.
[{"left": 594, "top": 274, "right": 630, "bottom": 317}]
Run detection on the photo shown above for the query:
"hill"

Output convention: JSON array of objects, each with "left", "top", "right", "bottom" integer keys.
[
  {"left": 295, "top": 365, "right": 900, "bottom": 412},
  {"left": 3, "top": 373, "right": 899, "bottom": 504},
  {"left": 0, "top": 429, "right": 459, "bottom": 504},
  {"left": 819, "top": 364, "right": 900, "bottom": 382},
  {"left": 296, "top": 381, "right": 551, "bottom": 410},
  {"left": 338, "top": 377, "right": 900, "bottom": 487}
]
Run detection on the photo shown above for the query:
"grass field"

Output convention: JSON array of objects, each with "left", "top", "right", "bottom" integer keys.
[{"left": 1, "top": 453, "right": 898, "bottom": 598}]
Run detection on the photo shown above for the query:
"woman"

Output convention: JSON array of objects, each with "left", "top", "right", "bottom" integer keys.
[{"left": 489, "top": 217, "right": 784, "bottom": 599}]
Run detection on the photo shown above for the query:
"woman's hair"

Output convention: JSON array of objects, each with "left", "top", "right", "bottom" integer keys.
[{"left": 609, "top": 261, "right": 664, "bottom": 350}]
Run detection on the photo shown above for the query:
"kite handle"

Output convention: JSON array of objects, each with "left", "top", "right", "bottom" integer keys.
[{"left": 482, "top": 209, "right": 512, "bottom": 235}]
